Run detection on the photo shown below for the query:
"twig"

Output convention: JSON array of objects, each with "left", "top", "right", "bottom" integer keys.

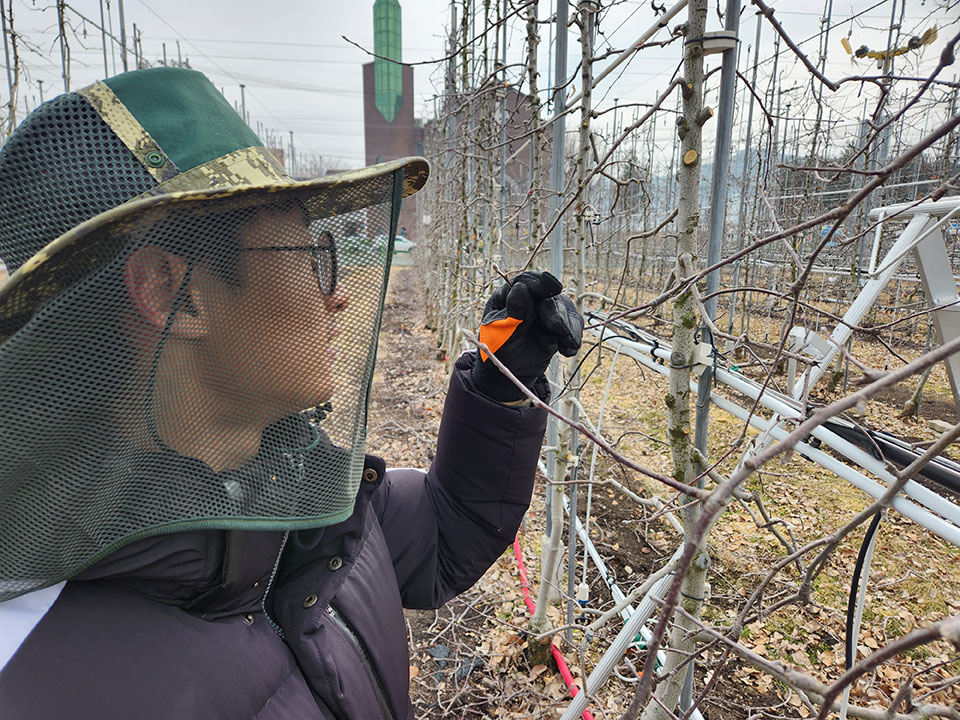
[
  {"left": 460, "top": 329, "right": 709, "bottom": 501},
  {"left": 492, "top": 263, "right": 514, "bottom": 287},
  {"left": 816, "top": 616, "right": 960, "bottom": 720},
  {"left": 751, "top": 0, "right": 839, "bottom": 92},
  {"left": 630, "top": 332, "right": 960, "bottom": 711}
]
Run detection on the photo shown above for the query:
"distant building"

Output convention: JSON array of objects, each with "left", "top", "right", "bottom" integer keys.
[
  {"left": 362, "top": 64, "right": 422, "bottom": 166},
  {"left": 362, "top": 0, "right": 423, "bottom": 239}
]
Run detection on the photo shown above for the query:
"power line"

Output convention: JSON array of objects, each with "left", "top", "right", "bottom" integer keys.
[
  {"left": 193, "top": 66, "right": 362, "bottom": 96},
  {"left": 132, "top": 0, "right": 328, "bottom": 156},
  {"left": 65, "top": 47, "right": 391, "bottom": 67},
  {"left": 143, "top": 34, "right": 438, "bottom": 53}
]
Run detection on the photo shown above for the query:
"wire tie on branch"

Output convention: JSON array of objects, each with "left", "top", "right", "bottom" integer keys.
[
  {"left": 650, "top": 338, "right": 664, "bottom": 364},
  {"left": 711, "top": 345, "right": 720, "bottom": 388}
]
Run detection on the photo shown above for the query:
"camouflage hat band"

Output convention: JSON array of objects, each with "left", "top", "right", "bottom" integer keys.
[
  {"left": 0, "top": 65, "right": 429, "bottom": 600},
  {"left": 0, "top": 65, "right": 428, "bottom": 340}
]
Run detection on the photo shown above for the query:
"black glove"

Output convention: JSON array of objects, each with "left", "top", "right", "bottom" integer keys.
[{"left": 472, "top": 271, "right": 584, "bottom": 402}]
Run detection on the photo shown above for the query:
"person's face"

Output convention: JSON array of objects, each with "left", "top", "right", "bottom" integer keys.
[{"left": 193, "top": 205, "right": 349, "bottom": 422}]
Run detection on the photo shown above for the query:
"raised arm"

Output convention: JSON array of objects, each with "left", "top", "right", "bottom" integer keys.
[{"left": 373, "top": 271, "right": 583, "bottom": 608}]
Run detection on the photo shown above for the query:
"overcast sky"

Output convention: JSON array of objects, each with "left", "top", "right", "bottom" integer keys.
[{"left": 3, "top": 0, "right": 958, "bottom": 169}]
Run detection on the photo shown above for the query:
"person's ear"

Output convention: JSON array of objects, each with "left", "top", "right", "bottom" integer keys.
[{"left": 123, "top": 246, "right": 207, "bottom": 338}]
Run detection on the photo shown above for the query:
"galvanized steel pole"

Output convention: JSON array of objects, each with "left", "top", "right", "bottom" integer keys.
[
  {"left": 701, "top": 0, "right": 741, "bottom": 325},
  {"left": 727, "top": 12, "right": 762, "bottom": 337},
  {"left": 685, "top": 0, "right": 740, "bottom": 712},
  {"left": 692, "top": 0, "right": 741, "bottom": 464},
  {"left": 544, "top": 0, "right": 568, "bottom": 537}
]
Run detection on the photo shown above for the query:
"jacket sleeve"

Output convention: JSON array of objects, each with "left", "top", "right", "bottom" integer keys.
[{"left": 371, "top": 351, "right": 548, "bottom": 610}]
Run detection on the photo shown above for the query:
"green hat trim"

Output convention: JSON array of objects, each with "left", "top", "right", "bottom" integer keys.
[{"left": 105, "top": 67, "right": 263, "bottom": 174}]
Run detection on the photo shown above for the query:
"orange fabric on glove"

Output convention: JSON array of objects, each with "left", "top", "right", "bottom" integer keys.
[
  {"left": 472, "top": 270, "right": 582, "bottom": 402},
  {"left": 478, "top": 317, "right": 523, "bottom": 362}
]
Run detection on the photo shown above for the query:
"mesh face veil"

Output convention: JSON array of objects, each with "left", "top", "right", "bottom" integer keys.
[{"left": 0, "top": 67, "right": 428, "bottom": 601}]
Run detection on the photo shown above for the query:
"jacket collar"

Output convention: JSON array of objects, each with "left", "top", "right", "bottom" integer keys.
[{"left": 71, "top": 454, "right": 386, "bottom": 616}]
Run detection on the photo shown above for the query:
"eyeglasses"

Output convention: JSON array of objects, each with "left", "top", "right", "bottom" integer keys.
[{"left": 240, "top": 237, "right": 338, "bottom": 296}]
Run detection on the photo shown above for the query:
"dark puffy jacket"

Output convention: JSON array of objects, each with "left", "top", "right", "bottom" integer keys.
[{"left": 0, "top": 352, "right": 548, "bottom": 719}]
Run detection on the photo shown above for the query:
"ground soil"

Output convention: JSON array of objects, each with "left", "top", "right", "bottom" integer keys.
[{"left": 369, "top": 266, "right": 960, "bottom": 719}]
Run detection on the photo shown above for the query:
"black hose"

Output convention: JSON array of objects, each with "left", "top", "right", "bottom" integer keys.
[
  {"left": 824, "top": 420, "right": 960, "bottom": 496},
  {"left": 845, "top": 511, "right": 883, "bottom": 670}
]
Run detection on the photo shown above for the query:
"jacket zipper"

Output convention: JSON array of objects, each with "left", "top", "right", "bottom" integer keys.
[
  {"left": 260, "top": 530, "right": 289, "bottom": 638},
  {"left": 327, "top": 603, "right": 396, "bottom": 720}
]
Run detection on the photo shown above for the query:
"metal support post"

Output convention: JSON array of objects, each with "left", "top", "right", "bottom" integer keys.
[
  {"left": 544, "top": 0, "right": 568, "bottom": 535},
  {"left": 565, "top": 427, "right": 579, "bottom": 646},
  {"left": 913, "top": 224, "right": 960, "bottom": 407},
  {"left": 686, "top": 2, "right": 739, "bottom": 709},
  {"left": 289, "top": 131, "right": 296, "bottom": 179},
  {"left": 727, "top": 12, "right": 762, "bottom": 338}
]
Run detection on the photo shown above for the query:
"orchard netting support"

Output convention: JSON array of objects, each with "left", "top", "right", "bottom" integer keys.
[{"left": 415, "top": 0, "right": 960, "bottom": 718}]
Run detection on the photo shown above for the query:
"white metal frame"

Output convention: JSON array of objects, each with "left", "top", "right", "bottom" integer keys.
[{"left": 556, "top": 197, "right": 960, "bottom": 716}]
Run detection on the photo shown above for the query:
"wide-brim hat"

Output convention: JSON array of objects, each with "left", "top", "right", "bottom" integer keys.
[
  {"left": 0, "top": 66, "right": 429, "bottom": 343},
  {"left": 0, "top": 67, "right": 429, "bottom": 600}
]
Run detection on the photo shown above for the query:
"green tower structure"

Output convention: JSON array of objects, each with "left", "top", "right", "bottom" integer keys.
[{"left": 373, "top": 0, "right": 403, "bottom": 123}]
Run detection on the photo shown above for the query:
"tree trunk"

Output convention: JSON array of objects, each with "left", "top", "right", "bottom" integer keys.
[{"left": 641, "top": 1, "right": 709, "bottom": 718}]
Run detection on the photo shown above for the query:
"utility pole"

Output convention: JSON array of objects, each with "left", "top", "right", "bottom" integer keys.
[
  {"left": 2, "top": 3, "right": 14, "bottom": 131},
  {"left": 289, "top": 130, "right": 295, "bottom": 178},
  {"left": 240, "top": 84, "right": 247, "bottom": 126},
  {"left": 118, "top": 0, "right": 128, "bottom": 72},
  {"left": 57, "top": 0, "right": 69, "bottom": 92},
  {"left": 99, "top": 0, "right": 109, "bottom": 76}
]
